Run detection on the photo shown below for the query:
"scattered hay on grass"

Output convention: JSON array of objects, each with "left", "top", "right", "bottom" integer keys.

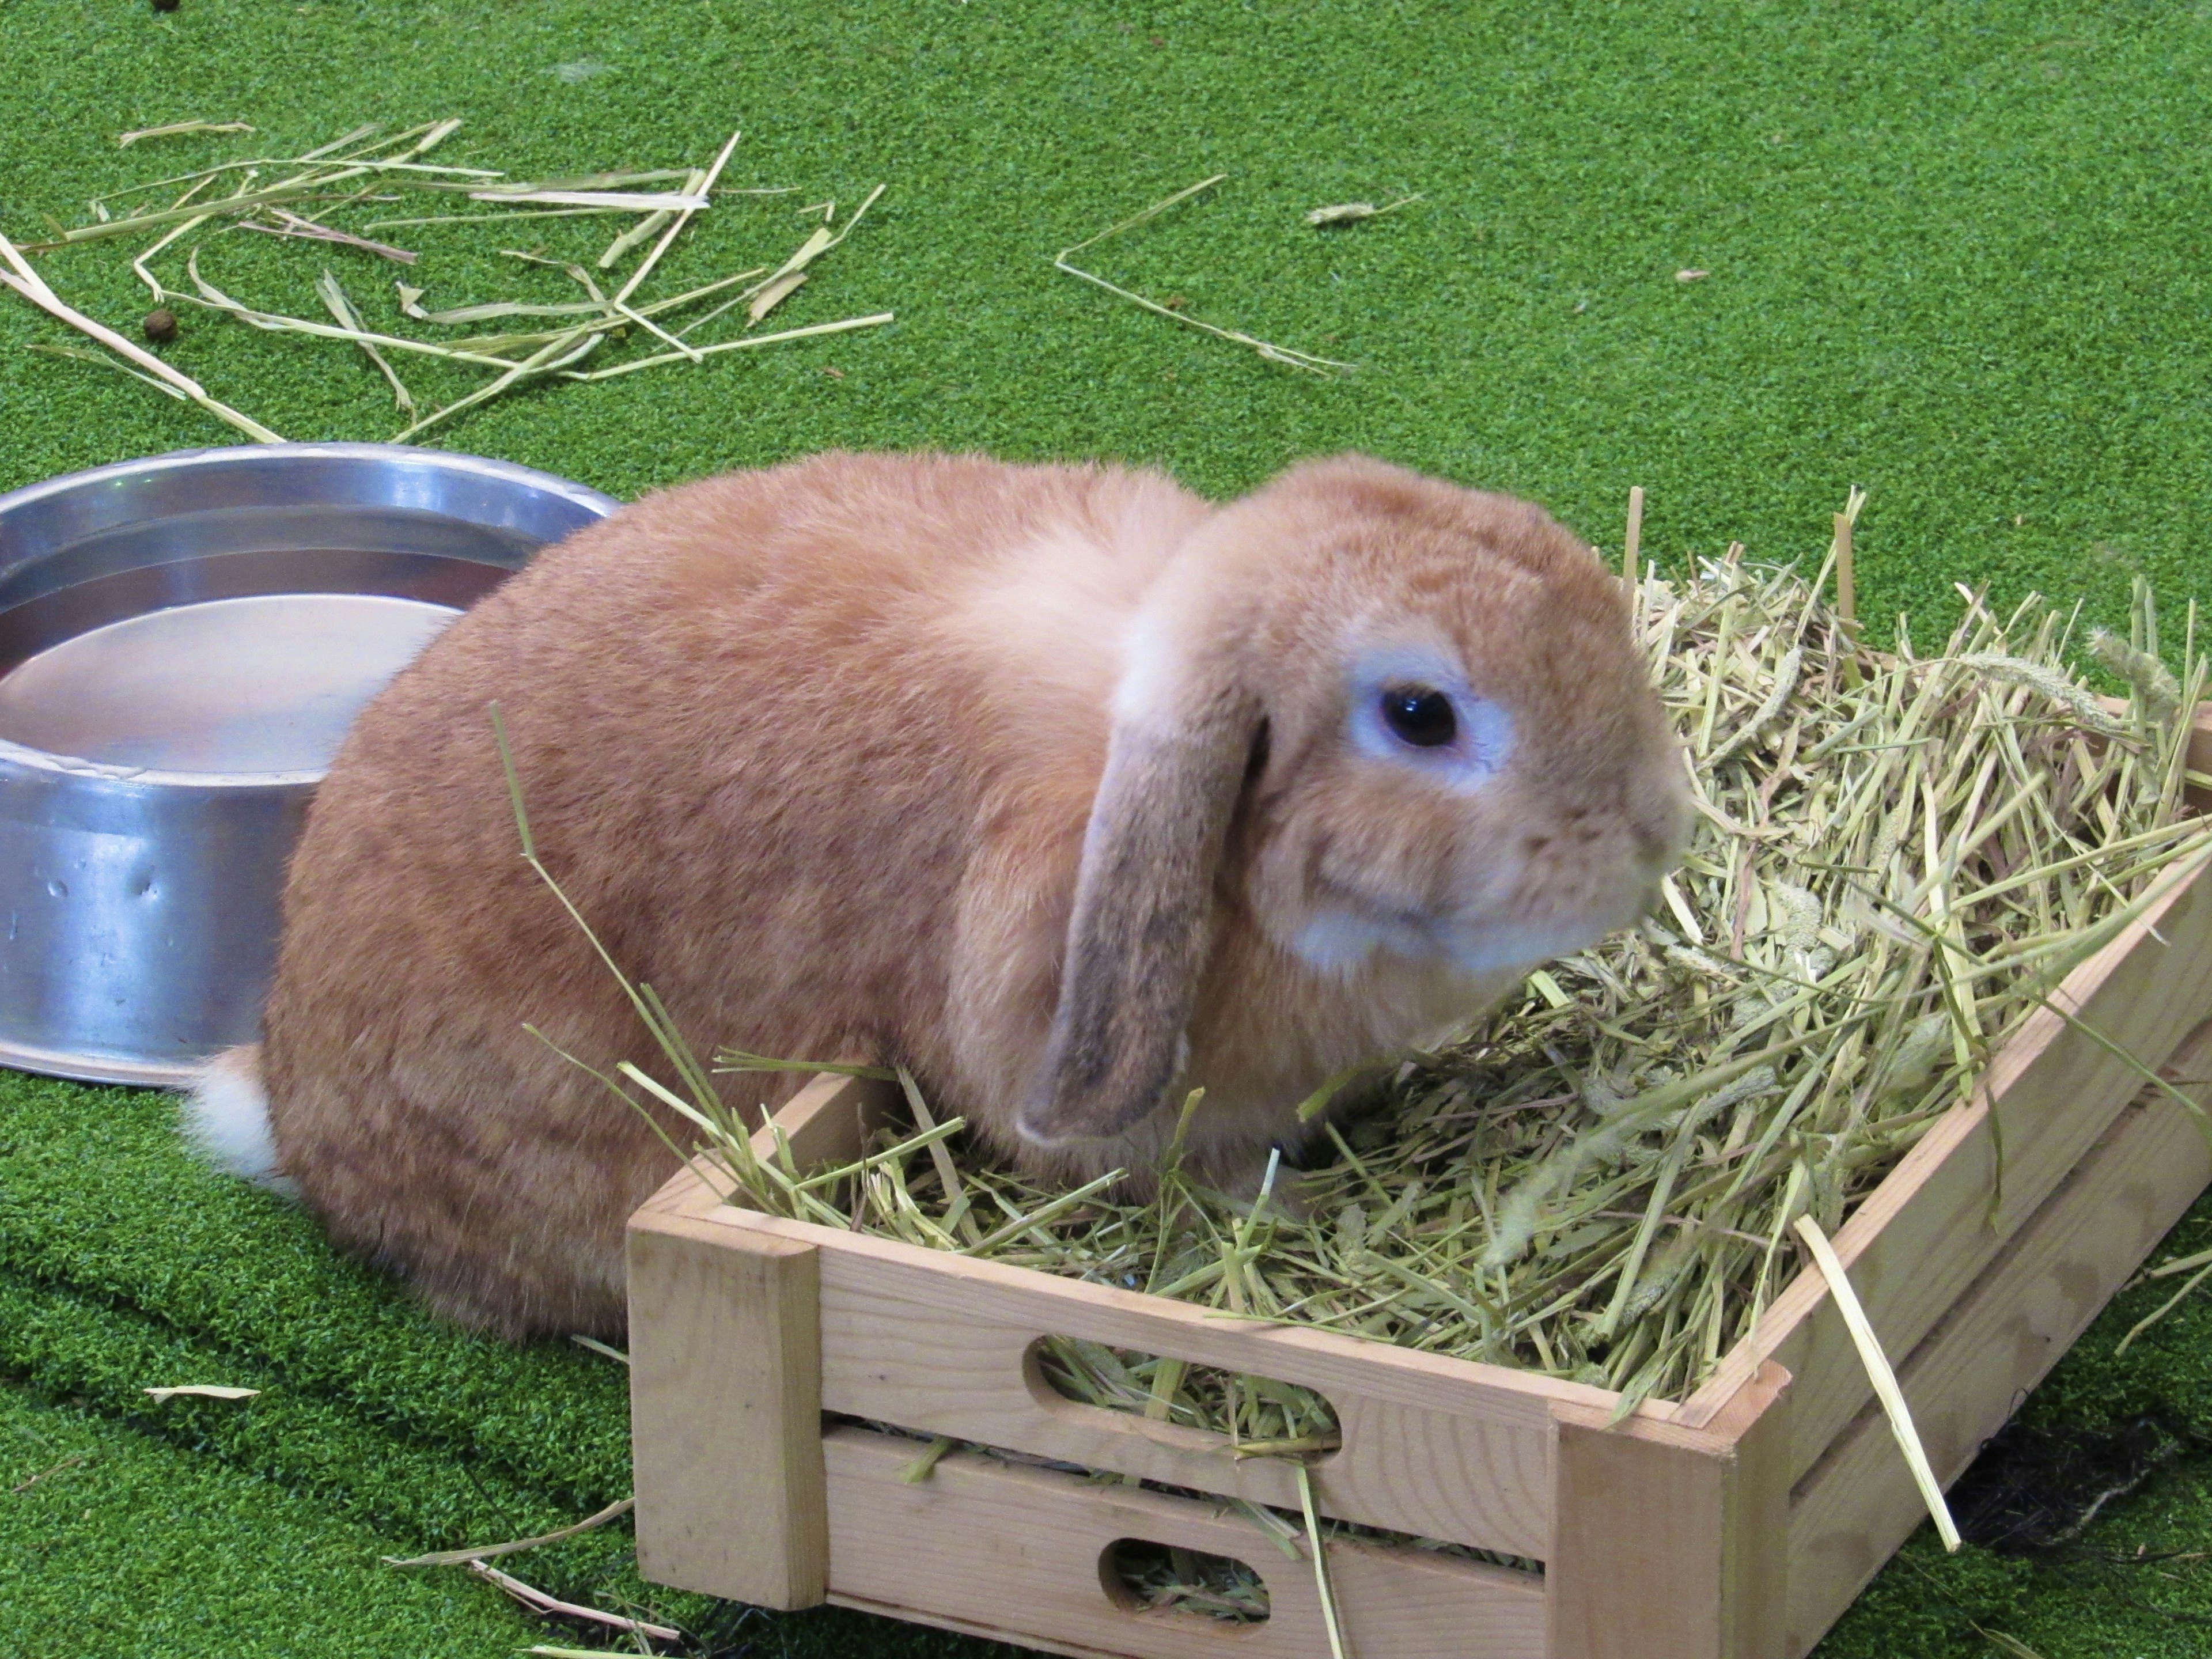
[
  {"left": 3, "top": 119, "right": 894, "bottom": 444},
  {"left": 1055, "top": 175, "right": 1353, "bottom": 376},
  {"left": 1303, "top": 194, "right": 1421, "bottom": 226}
]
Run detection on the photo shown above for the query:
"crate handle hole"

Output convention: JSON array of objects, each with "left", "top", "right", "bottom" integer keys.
[
  {"left": 1028, "top": 1335, "right": 1342, "bottom": 1460},
  {"left": 1100, "top": 1537, "right": 1272, "bottom": 1627}
]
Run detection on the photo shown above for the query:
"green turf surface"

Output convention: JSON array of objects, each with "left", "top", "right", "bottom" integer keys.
[
  {"left": 4, "top": 1073, "right": 2211, "bottom": 1658},
  {"left": 6, "top": 0, "right": 2212, "bottom": 1653},
  {"left": 0, "top": 1385, "right": 540, "bottom": 1659}
]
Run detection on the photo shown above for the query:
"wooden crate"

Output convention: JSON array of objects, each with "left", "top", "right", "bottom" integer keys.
[{"left": 628, "top": 721, "right": 2212, "bottom": 1659}]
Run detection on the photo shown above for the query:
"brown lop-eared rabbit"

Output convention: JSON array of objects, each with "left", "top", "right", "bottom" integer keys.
[{"left": 185, "top": 451, "right": 1685, "bottom": 1340}]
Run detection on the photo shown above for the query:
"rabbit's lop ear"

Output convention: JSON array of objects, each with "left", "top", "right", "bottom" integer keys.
[{"left": 1018, "top": 650, "right": 1262, "bottom": 1146}]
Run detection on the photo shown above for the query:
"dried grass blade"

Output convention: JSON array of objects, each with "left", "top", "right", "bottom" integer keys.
[
  {"left": 896, "top": 1435, "right": 955, "bottom": 1483},
  {"left": 467, "top": 1561, "right": 681, "bottom": 1643},
  {"left": 1793, "top": 1216, "right": 1960, "bottom": 1550},
  {"left": 9, "top": 1453, "right": 87, "bottom": 1494},
  {"left": 1055, "top": 175, "right": 1351, "bottom": 375},
  {"left": 464, "top": 189, "right": 709, "bottom": 210},
  {"left": 118, "top": 120, "right": 254, "bottom": 147},
  {"left": 713, "top": 1050, "right": 896, "bottom": 1080},
  {"left": 743, "top": 182, "right": 885, "bottom": 327},
  {"left": 785, "top": 1120, "right": 968, "bottom": 1192},
  {"left": 25, "top": 340, "right": 190, "bottom": 400},
  {"left": 298, "top": 122, "right": 386, "bottom": 161},
  {"left": 315, "top": 268, "right": 415, "bottom": 412},
  {"left": 599, "top": 206, "right": 673, "bottom": 269},
  {"left": 472, "top": 169, "right": 695, "bottom": 193},
  {"left": 389, "top": 326, "right": 605, "bottom": 442},
  {"left": 1294, "top": 1462, "right": 1350, "bottom": 1659},
  {"left": 366, "top": 206, "right": 642, "bottom": 230},
  {"left": 1304, "top": 194, "right": 1422, "bottom": 225},
  {"left": 142, "top": 1385, "right": 259, "bottom": 1402},
  {"left": 612, "top": 127, "right": 741, "bottom": 306},
  {"left": 244, "top": 208, "right": 418, "bottom": 263},
  {"left": 0, "top": 230, "right": 283, "bottom": 442},
  {"left": 961, "top": 1170, "right": 1123, "bottom": 1254},
  {"left": 131, "top": 171, "right": 229, "bottom": 300},
  {"left": 381, "top": 1497, "right": 636, "bottom": 1567},
  {"left": 2105, "top": 1256, "right": 2212, "bottom": 1362},
  {"left": 899, "top": 1065, "right": 979, "bottom": 1240},
  {"left": 556, "top": 310, "right": 894, "bottom": 382},
  {"left": 185, "top": 253, "right": 525, "bottom": 369},
  {"left": 745, "top": 269, "right": 808, "bottom": 322}
]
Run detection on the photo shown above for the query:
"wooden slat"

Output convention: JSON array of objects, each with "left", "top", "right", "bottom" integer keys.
[
  {"left": 1547, "top": 1363, "right": 1790, "bottom": 1659},
  {"left": 627, "top": 1188, "right": 829, "bottom": 1607},
  {"left": 742, "top": 1070, "right": 898, "bottom": 1174},
  {"left": 709, "top": 1203, "right": 1615, "bottom": 1561},
  {"left": 1785, "top": 1064, "right": 2212, "bottom": 1656},
  {"left": 820, "top": 1423, "right": 1547, "bottom": 1659},
  {"left": 1715, "top": 1363, "right": 1795, "bottom": 1659},
  {"left": 1681, "top": 849, "right": 2212, "bottom": 1487}
]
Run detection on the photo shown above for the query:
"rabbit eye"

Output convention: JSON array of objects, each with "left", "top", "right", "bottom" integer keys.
[{"left": 1381, "top": 686, "right": 1457, "bottom": 748}]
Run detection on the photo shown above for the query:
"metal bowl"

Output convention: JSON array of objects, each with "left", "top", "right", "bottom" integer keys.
[{"left": 0, "top": 444, "right": 618, "bottom": 1086}]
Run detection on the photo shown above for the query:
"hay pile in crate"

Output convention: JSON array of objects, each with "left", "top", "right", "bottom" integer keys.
[{"left": 603, "top": 537, "right": 2212, "bottom": 1454}]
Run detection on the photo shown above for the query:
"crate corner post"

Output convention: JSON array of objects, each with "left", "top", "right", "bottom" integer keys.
[
  {"left": 1547, "top": 1361, "right": 1792, "bottom": 1659},
  {"left": 628, "top": 1168, "right": 830, "bottom": 1610}
]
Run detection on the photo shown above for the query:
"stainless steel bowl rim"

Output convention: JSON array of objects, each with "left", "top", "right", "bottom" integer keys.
[
  {"left": 0, "top": 736, "right": 323, "bottom": 791},
  {"left": 0, "top": 441, "right": 620, "bottom": 560}
]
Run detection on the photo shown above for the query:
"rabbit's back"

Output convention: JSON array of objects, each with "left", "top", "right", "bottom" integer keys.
[{"left": 261, "top": 451, "right": 1206, "bottom": 1336}]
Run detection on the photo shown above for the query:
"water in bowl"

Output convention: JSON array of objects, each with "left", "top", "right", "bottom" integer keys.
[
  {"left": 0, "top": 521, "right": 516, "bottom": 778},
  {"left": 0, "top": 590, "right": 460, "bottom": 775}
]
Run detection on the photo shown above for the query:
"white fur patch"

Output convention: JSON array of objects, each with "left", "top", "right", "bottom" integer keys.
[
  {"left": 180, "top": 1046, "right": 299, "bottom": 1200},
  {"left": 1436, "top": 918, "right": 1606, "bottom": 977},
  {"left": 1291, "top": 907, "right": 1429, "bottom": 973},
  {"left": 1292, "top": 905, "right": 1605, "bottom": 980},
  {"left": 1111, "top": 608, "right": 1180, "bottom": 726}
]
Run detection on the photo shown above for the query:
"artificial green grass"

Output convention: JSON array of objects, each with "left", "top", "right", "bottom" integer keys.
[
  {"left": 5, "top": 1073, "right": 2211, "bottom": 1658},
  {"left": 6, "top": 0, "right": 2212, "bottom": 1653},
  {"left": 0, "top": 1073, "right": 1027, "bottom": 1659},
  {"left": 0, "top": 1383, "right": 542, "bottom": 1659},
  {"left": 7, "top": 2, "right": 2212, "bottom": 641}
]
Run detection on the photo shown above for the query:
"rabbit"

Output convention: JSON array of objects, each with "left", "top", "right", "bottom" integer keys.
[{"left": 183, "top": 450, "right": 1685, "bottom": 1341}]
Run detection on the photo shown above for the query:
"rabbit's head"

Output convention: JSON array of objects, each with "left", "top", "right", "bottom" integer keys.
[{"left": 1020, "top": 454, "right": 1684, "bottom": 1145}]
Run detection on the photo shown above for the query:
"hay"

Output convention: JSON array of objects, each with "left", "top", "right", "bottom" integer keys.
[
  {"left": 1304, "top": 195, "right": 1421, "bottom": 226},
  {"left": 5, "top": 119, "right": 893, "bottom": 444},
  {"left": 1107, "top": 1539, "right": 1272, "bottom": 1623},
  {"left": 1054, "top": 175, "right": 1353, "bottom": 376},
  {"left": 116, "top": 120, "right": 255, "bottom": 149},
  {"left": 590, "top": 528, "right": 2212, "bottom": 1455},
  {"left": 0, "top": 226, "right": 284, "bottom": 442},
  {"left": 1795, "top": 1212, "right": 1961, "bottom": 1551}
]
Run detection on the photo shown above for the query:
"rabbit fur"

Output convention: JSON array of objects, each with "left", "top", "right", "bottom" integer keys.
[{"left": 186, "top": 450, "right": 1684, "bottom": 1340}]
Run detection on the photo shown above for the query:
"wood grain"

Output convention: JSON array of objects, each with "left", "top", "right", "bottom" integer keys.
[
  {"left": 1785, "top": 1063, "right": 2212, "bottom": 1656},
  {"left": 627, "top": 1194, "right": 828, "bottom": 1607},
  {"left": 711, "top": 1202, "right": 1631, "bottom": 1559},
  {"left": 1548, "top": 1363, "right": 1790, "bottom": 1659},
  {"left": 821, "top": 1422, "right": 1547, "bottom": 1659}
]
